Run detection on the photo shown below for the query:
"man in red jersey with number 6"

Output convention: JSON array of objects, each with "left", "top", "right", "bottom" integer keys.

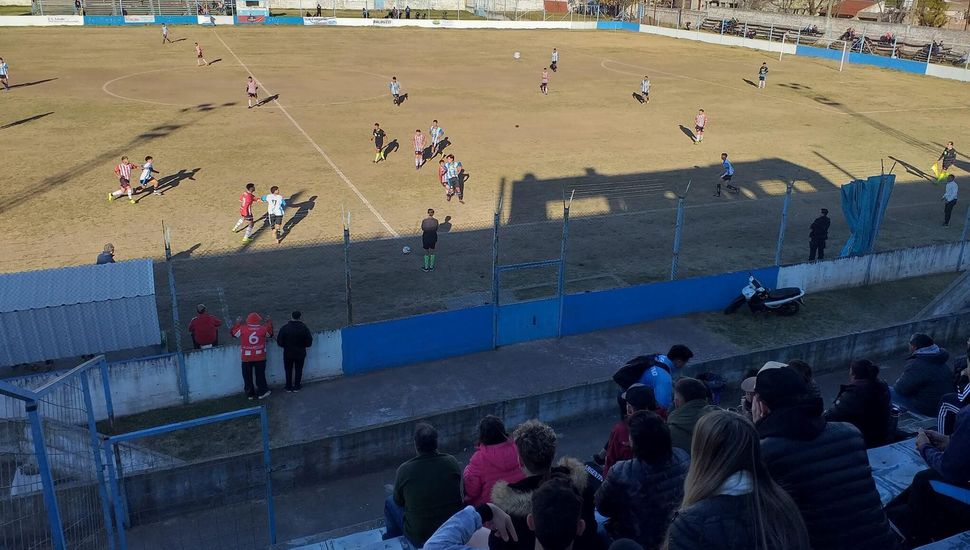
[{"left": 231, "top": 312, "right": 274, "bottom": 400}]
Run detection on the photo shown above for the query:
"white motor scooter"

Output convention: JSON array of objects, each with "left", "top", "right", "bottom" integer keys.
[{"left": 724, "top": 275, "right": 805, "bottom": 316}]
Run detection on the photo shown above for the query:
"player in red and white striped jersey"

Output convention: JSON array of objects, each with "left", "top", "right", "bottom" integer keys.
[{"left": 108, "top": 156, "right": 140, "bottom": 204}]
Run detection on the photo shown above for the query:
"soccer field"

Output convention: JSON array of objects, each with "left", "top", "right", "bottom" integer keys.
[{"left": 1, "top": 25, "right": 968, "bottom": 333}]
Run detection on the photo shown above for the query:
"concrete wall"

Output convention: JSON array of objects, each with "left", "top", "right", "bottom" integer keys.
[{"left": 777, "top": 241, "right": 968, "bottom": 293}]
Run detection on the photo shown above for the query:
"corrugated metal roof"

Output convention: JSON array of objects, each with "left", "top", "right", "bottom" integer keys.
[
  {"left": 0, "top": 259, "right": 155, "bottom": 313},
  {"left": 0, "top": 296, "right": 161, "bottom": 366}
]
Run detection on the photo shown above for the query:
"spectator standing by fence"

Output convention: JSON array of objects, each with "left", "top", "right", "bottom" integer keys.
[
  {"left": 384, "top": 423, "right": 463, "bottom": 547},
  {"left": 188, "top": 304, "right": 222, "bottom": 349},
  {"left": 809, "top": 208, "right": 830, "bottom": 261},
  {"left": 96, "top": 243, "right": 115, "bottom": 265},
  {"left": 942, "top": 175, "right": 958, "bottom": 227},
  {"left": 276, "top": 311, "right": 312, "bottom": 393},
  {"left": 231, "top": 313, "right": 273, "bottom": 400}
]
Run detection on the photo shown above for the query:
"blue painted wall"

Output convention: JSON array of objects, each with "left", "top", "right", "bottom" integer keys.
[
  {"left": 497, "top": 299, "right": 559, "bottom": 346},
  {"left": 596, "top": 21, "right": 640, "bottom": 32},
  {"left": 846, "top": 51, "right": 926, "bottom": 74},
  {"left": 342, "top": 306, "right": 493, "bottom": 374},
  {"left": 84, "top": 16, "right": 125, "bottom": 25},
  {"left": 562, "top": 267, "right": 779, "bottom": 336},
  {"left": 795, "top": 45, "right": 844, "bottom": 61}
]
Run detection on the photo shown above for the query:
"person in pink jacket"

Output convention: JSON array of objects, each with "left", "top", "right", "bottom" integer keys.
[{"left": 463, "top": 416, "right": 526, "bottom": 506}]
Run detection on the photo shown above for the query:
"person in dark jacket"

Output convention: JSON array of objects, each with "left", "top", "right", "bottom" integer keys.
[
  {"left": 490, "top": 420, "right": 603, "bottom": 550},
  {"left": 384, "top": 423, "right": 463, "bottom": 547},
  {"left": 666, "top": 378, "right": 711, "bottom": 454},
  {"left": 892, "top": 333, "right": 952, "bottom": 416},
  {"left": 96, "top": 243, "right": 116, "bottom": 265},
  {"left": 603, "top": 385, "right": 663, "bottom": 476},
  {"left": 786, "top": 360, "right": 821, "bottom": 399},
  {"left": 752, "top": 367, "right": 898, "bottom": 550},
  {"left": 809, "top": 208, "right": 830, "bottom": 261},
  {"left": 823, "top": 359, "right": 893, "bottom": 448},
  {"left": 595, "top": 411, "right": 688, "bottom": 550},
  {"left": 276, "top": 311, "right": 313, "bottom": 393},
  {"left": 886, "top": 402, "right": 970, "bottom": 547},
  {"left": 665, "top": 410, "right": 810, "bottom": 550}
]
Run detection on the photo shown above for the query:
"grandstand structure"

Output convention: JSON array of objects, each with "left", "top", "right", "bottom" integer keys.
[{"left": 34, "top": 0, "right": 236, "bottom": 16}]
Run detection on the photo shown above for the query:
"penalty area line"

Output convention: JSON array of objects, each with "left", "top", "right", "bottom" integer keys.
[{"left": 211, "top": 29, "right": 400, "bottom": 238}]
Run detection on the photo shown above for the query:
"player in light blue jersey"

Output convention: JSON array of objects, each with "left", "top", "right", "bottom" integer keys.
[
  {"left": 445, "top": 154, "right": 464, "bottom": 203},
  {"left": 262, "top": 185, "right": 287, "bottom": 244},
  {"left": 716, "top": 152, "right": 738, "bottom": 197},
  {"left": 389, "top": 76, "right": 401, "bottom": 106},
  {"left": 429, "top": 119, "right": 445, "bottom": 157},
  {"left": 0, "top": 57, "right": 9, "bottom": 92}
]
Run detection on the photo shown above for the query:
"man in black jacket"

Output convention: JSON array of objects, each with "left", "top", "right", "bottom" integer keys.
[
  {"left": 892, "top": 333, "right": 952, "bottom": 416},
  {"left": 823, "top": 359, "right": 893, "bottom": 448},
  {"left": 276, "top": 311, "right": 313, "bottom": 392},
  {"left": 809, "top": 208, "right": 830, "bottom": 261},
  {"left": 752, "top": 367, "right": 898, "bottom": 550}
]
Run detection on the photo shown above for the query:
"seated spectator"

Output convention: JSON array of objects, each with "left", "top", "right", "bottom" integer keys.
[
  {"left": 886, "top": 402, "right": 970, "bottom": 547},
  {"left": 666, "top": 378, "right": 712, "bottom": 454},
  {"left": 595, "top": 411, "right": 689, "bottom": 550},
  {"left": 938, "top": 337, "right": 970, "bottom": 434},
  {"left": 425, "top": 475, "right": 585, "bottom": 550},
  {"left": 463, "top": 416, "right": 525, "bottom": 506},
  {"left": 665, "top": 410, "right": 810, "bottom": 550},
  {"left": 490, "top": 420, "right": 603, "bottom": 550},
  {"left": 751, "top": 367, "right": 897, "bottom": 550},
  {"left": 187, "top": 303, "right": 222, "bottom": 348},
  {"left": 604, "top": 385, "right": 662, "bottom": 476},
  {"left": 730, "top": 367, "right": 759, "bottom": 421},
  {"left": 612, "top": 345, "right": 694, "bottom": 415},
  {"left": 823, "top": 360, "right": 893, "bottom": 448},
  {"left": 787, "top": 359, "right": 821, "bottom": 399},
  {"left": 384, "top": 423, "right": 463, "bottom": 547},
  {"left": 892, "top": 333, "right": 952, "bottom": 416}
]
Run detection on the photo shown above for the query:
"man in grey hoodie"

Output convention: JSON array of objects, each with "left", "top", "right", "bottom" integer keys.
[{"left": 892, "top": 333, "right": 953, "bottom": 416}]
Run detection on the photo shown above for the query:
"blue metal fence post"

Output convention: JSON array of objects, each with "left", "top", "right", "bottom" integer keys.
[
  {"left": 775, "top": 180, "right": 794, "bottom": 266},
  {"left": 102, "top": 440, "right": 129, "bottom": 550},
  {"left": 163, "top": 224, "right": 190, "bottom": 404},
  {"left": 670, "top": 181, "right": 689, "bottom": 280},
  {"left": 491, "top": 211, "right": 500, "bottom": 349},
  {"left": 81, "top": 374, "right": 117, "bottom": 550},
  {"left": 26, "top": 402, "right": 68, "bottom": 550},
  {"left": 259, "top": 406, "right": 278, "bottom": 545},
  {"left": 556, "top": 191, "right": 574, "bottom": 338}
]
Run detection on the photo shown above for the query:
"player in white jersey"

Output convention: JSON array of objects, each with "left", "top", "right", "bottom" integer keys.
[
  {"left": 162, "top": 24, "right": 173, "bottom": 44},
  {"left": 108, "top": 156, "right": 140, "bottom": 203},
  {"left": 639, "top": 75, "right": 650, "bottom": 104},
  {"left": 261, "top": 186, "right": 286, "bottom": 244},
  {"left": 0, "top": 57, "right": 9, "bottom": 92},
  {"left": 139, "top": 155, "right": 161, "bottom": 196}
]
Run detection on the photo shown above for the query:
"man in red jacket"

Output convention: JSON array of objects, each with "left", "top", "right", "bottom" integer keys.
[
  {"left": 231, "top": 312, "right": 274, "bottom": 399},
  {"left": 187, "top": 304, "right": 222, "bottom": 348}
]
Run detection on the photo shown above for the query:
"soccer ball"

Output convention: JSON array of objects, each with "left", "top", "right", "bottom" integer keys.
[
  {"left": 513, "top": 52, "right": 521, "bottom": 60},
  {"left": 402, "top": 246, "right": 411, "bottom": 254}
]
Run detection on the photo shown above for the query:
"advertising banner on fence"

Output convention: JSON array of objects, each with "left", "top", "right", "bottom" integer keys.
[
  {"left": 237, "top": 15, "right": 266, "bottom": 24},
  {"left": 197, "top": 15, "right": 234, "bottom": 25},
  {"left": 303, "top": 17, "right": 338, "bottom": 25},
  {"left": 124, "top": 15, "right": 156, "bottom": 23},
  {"left": 0, "top": 15, "right": 84, "bottom": 26}
]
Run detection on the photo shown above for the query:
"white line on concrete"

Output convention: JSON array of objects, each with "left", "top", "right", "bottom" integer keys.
[{"left": 211, "top": 30, "right": 400, "bottom": 237}]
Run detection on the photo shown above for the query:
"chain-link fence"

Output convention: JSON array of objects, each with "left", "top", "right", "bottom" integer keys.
[
  {"left": 0, "top": 357, "right": 115, "bottom": 550},
  {"left": 102, "top": 407, "right": 275, "bottom": 550}
]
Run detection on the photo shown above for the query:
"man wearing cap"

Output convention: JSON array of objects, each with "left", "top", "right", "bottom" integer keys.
[
  {"left": 809, "top": 208, "right": 830, "bottom": 261},
  {"left": 604, "top": 384, "right": 662, "bottom": 476},
  {"left": 892, "top": 333, "right": 952, "bottom": 416},
  {"left": 231, "top": 313, "right": 274, "bottom": 400},
  {"left": 187, "top": 304, "right": 222, "bottom": 349},
  {"left": 750, "top": 364, "right": 897, "bottom": 550}
]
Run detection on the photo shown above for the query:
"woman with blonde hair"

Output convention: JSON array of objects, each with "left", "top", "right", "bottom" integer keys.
[{"left": 665, "top": 410, "right": 809, "bottom": 550}]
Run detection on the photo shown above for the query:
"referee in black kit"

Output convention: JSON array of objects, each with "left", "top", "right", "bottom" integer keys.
[{"left": 422, "top": 209, "right": 439, "bottom": 272}]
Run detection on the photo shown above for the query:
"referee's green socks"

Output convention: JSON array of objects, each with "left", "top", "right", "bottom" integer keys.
[{"left": 423, "top": 255, "right": 430, "bottom": 269}]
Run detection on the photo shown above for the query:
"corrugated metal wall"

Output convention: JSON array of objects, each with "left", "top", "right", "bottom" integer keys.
[{"left": 0, "top": 260, "right": 161, "bottom": 366}]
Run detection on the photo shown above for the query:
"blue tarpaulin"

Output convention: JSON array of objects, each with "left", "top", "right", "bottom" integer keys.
[{"left": 840, "top": 174, "right": 895, "bottom": 257}]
